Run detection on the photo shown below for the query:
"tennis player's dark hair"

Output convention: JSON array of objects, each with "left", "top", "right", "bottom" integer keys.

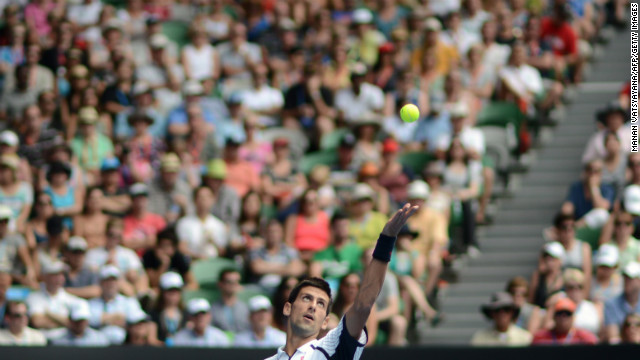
[{"left": 287, "top": 277, "right": 333, "bottom": 316}]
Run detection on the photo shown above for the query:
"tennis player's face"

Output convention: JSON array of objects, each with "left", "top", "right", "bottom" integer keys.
[{"left": 284, "top": 287, "right": 330, "bottom": 338}]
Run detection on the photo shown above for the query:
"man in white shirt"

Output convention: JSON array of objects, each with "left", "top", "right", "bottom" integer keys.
[
  {"left": 26, "top": 261, "right": 85, "bottom": 339},
  {"left": 66, "top": 0, "right": 103, "bottom": 28},
  {"left": 88, "top": 265, "right": 143, "bottom": 344},
  {"left": 265, "top": 204, "right": 418, "bottom": 360},
  {"left": 435, "top": 103, "right": 485, "bottom": 158},
  {"left": 334, "top": 63, "right": 385, "bottom": 124},
  {"left": 480, "top": 19, "right": 511, "bottom": 75},
  {"left": 235, "top": 295, "right": 286, "bottom": 348},
  {"left": 440, "top": 11, "right": 480, "bottom": 56},
  {"left": 241, "top": 64, "right": 284, "bottom": 127},
  {"left": 173, "top": 298, "right": 230, "bottom": 347},
  {"left": 0, "top": 301, "right": 47, "bottom": 345},
  {"left": 582, "top": 102, "right": 631, "bottom": 163}
]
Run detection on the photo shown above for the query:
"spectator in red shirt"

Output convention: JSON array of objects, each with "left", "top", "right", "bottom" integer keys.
[
  {"left": 222, "top": 138, "right": 260, "bottom": 198},
  {"left": 123, "top": 183, "right": 166, "bottom": 253},
  {"left": 540, "top": 3, "right": 583, "bottom": 83},
  {"left": 532, "top": 298, "right": 598, "bottom": 345}
]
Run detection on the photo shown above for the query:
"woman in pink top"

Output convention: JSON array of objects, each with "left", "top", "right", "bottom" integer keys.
[
  {"left": 24, "top": 0, "right": 63, "bottom": 38},
  {"left": 284, "top": 189, "right": 330, "bottom": 259}
]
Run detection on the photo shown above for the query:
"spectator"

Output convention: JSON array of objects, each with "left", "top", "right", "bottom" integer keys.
[
  {"left": 241, "top": 64, "right": 284, "bottom": 127},
  {"left": 237, "top": 191, "right": 265, "bottom": 249},
  {"left": 471, "top": 292, "right": 532, "bottom": 346},
  {"left": 591, "top": 244, "right": 623, "bottom": 304},
  {"left": 405, "top": 180, "right": 448, "bottom": 296},
  {"left": 143, "top": 228, "right": 195, "bottom": 290},
  {"left": 0, "top": 205, "right": 35, "bottom": 287},
  {"left": 310, "top": 212, "right": 363, "bottom": 292},
  {"left": 479, "top": 18, "right": 511, "bottom": 77},
  {"left": 149, "top": 271, "right": 186, "bottom": 343},
  {"left": 35, "top": 215, "right": 68, "bottom": 278},
  {"left": 529, "top": 242, "right": 566, "bottom": 308},
  {"left": 552, "top": 213, "right": 592, "bottom": 292},
  {"left": 540, "top": 3, "right": 583, "bottom": 83},
  {"left": 73, "top": 187, "right": 109, "bottom": 249},
  {"left": 85, "top": 218, "right": 148, "bottom": 296},
  {"left": 176, "top": 186, "right": 228, "bottom": 260},
  {"left": 261, "top": 137, "right": 306, "bottom": 210},
  {"left": 0, "top": 272, "right": 11, "bottom": 328},
  {"left": 0, "top": 65, "right": 39, "bottom": 123},
  {"left": 63, "top": 236, "right": 100, "bottom": 300},
  {"left": 97, "top": 157, "right": 131, "bottom": 217},
  {"left": 271, "top": 276, "right": 299, "bottom": 332},
  {"left": 422, "top": 162, "right": 452, "bottom": 217},
  {"left": 411, "top": 18, "right": 458, "bottom": 77},
  {"left": 307, "top": 165, "right": 337, "bottom": 214},
  {"left": 26, "top": 261, "right": 85, "bottom": 338},
  {"left": 173, "top": 298, "right": 230, "bottom": 347},
  {"left": 441, "top": 11, "right": 480, "bottom": 62},
  {"left": 24, "top": 192, "right": 54, "bottom": 252},
  {"left": 167, "top": 81, "right": 218, "bottom": 138},
  {"left": 123, "top": 183, "right": 167, "bottom": 252},
  {"left": 329, "top": 134, "right": 359, "bottom": 202},
  {"left": 543, "top": 270, "right": 600, "bottom": 336},
  {"left": 600, "top": 132, "right": 627, "bottom": 197},
  {"left": 210, "top": 268, "right": 250, "bottom": 334},
  {"left": 348, "top": 184, "right": 387, "bottom": 249},
  {"left": 460, "top": 44, "right": 495, "bottom": 103},
  {"left": 181, "top": 23, "right": 219, "bottom": 88},
  {"left": 222, "top": 137, "right": 261, "bottom": 198},
  {"left": 182, "top": 102, "right": 221, "bottom": 169},
  {"left": 607, "top": 211, "right": 640, "bottom": 270},
  {"left": 620, "top": 313, "right": 640, "bottom": 344},
  {"left": 202, "top": 159, "right": 241, "bottom": 227},
  {"left": 352, "top": 114, "right": 384, "bottom": 173},
  {"left": 44, "top": 161, "right": 83, "bottom": 230},
  {"left": 249, "top": 220, "right": 306, "bottom": 294},
  {"left": 563, "top": 159, "right": 615, "bottom": 227},
  {"left": 234, "top": 295, "right": 286, "bottom": 348},
  {"left": 532, "top": 298, "right": 598, "bottom": 345},
  {"left": 123, "top": 308, "right": 162, "bottom": 346},
  {"left": 283, "top": 63, "right": 335, "bottom": 135},
  {"left": 284, "top": 189, "right": 330, "bottom": 257},
  {"left": 330, "top": 273, "right": 377, "bottom": 347},
  {"left": 3, "top": 44, "right": 54, "bottom": 95},
  {"left": 506, "top": 277, "right": 543, "bottom": 333},
  {"left": 217, "top": 22, "right": 262, "bottom": 97},
  {"left": 122, "top": 110, "right": 164, "bottom": 184},
  {"left": 70, "top": 107, "right": 115, "bottom": 176},
  {"left": 1, "top": 130, "right": 31, "bottom": 184},
  {"left": 604, "top": 262, "right": 640, "bottom": 343},
  {"left": 377, "top": 138, "right": 412, "bottom": 206},
  {"left": 0, "top": 301, "right": 47, "bottom": 345},
  {"left": 583, "top": 102, "right": 631, "bottom": 164},
  {"left": 0, "top": 154, "right": 33, "bottom": 233},
  {"left": 147, "top": 153, "right": 193, "bottom": 224},
  {"left": 335, "top": 63, "right": 385, "bottom": 124},
  {"left": 51, "top": 302, "right": 110, "bottom": 347}
]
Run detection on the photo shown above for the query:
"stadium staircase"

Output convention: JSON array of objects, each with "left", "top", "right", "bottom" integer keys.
[{"left": 418, "top": 29, "right": 632, "bottom": 345}]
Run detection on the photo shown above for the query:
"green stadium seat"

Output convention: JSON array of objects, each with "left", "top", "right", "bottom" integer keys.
[
  {"left": 575, "top": 226, "right": 601, "bottom": 251},
  {"left": 299, "top": 150, "right": 338, "bottom": 174},
  {"left": 182, "top": 288, "right": 221, "bottom": 304},
  {"left": 162, "top": 21, "right": 190, "bottom": 49},
  {"left": 237, "top": 286, "right": 266, "bottom": 303},
  {"left": 477, "top": 102, "right": 525, "bottom": 132},
  {"left": 191, "top": 257, "right": 240, "bottom": 289},
  {"left": 398, "top": 152, "right": 436, "bottom": 174},
  {"left": 320, "top": 128, "right": 350, "bottom": 151}
]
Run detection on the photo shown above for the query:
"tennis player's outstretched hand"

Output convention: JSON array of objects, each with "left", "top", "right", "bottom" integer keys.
[{"left": 381, "top": 203, "right": 420, "bottom": 237}]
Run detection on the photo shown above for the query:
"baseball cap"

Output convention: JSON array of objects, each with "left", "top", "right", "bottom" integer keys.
[
  {"left": 248, "top": 295, "right": 272, "bottom": 312},
  {"left": 0, "top": 205, "right": 13, "bottom": 220},
  {"left": 159, "top": 272, "right": 184, "bottom": 290},
  {"left": 407, "top": 180, "right": 430, "bottom": 200},
  {"left": 67, "top": 236, "right": 88, "bottom": 252},
  {"left": 228, "top": 92, "right": 244, "bottom": 105},
  {"left": 339, "top": 133, "right": 357, "bottom": 148},
  {"left": 129, "top": 183, "right": 149, "bottom": 197},
  {"left": 554, "top": 298, "right": 576, "bottom": 313},
  {"left": 352, "top": 9, "right": 373, "bottom": 24},
  {"left": 424, "top": 17, "right": 442, "bottom": 31},
  {"left": 450, "top": 102, "right": 469, "bottom": 119},
  {"left": 69, "top": 302, "right": 91, "bottom": 321},
  {"left": 378, "top": 42, "right": 395, "bottom": 54},
  {"left": 543, "top": 242, "right": 566, "bottom": 260},
  {"left": 100, "top": 157, "right": 121, "bottom": 172},
  {"left": 279, "top": 18, "right": 297, "bottom": 31},
  {"left": 351, "top": 183, "right": 375, "bottom": 202},
  {"left": 99, "top": 265, "right": 121, "bottom": 280},
  {"left": 149, "top": 33, "right": 169, "bottom": 49},
  {"left": 623, "top": 262, "right": 640, "bottom": 279},
  {"left": 78, "top": 107, "right": 99, "bottom": 124},
  {"left": 42, "top": 261, "right": 66, "bottom": 275},
  {"left": 624, "top": 185, "right": 640, "bottom": 216},
  {"left": 126, "top": 309, "right": 150, "bottom": 325},
  {"left": 132, "top": 81, "right": 151, "bottom": 96},
  {"left": 595, "top": 244, "right": 619, "bottom": 267},
  {"left": 204, "top": 159, "right": 227, "bottom": 179},
  {"left": 183, "top": 80, "right": 204, "bottom": 96},
  {"left": 70, "top": 65, "right": 89, "bottom": 79},
  {"left": 187, "top": 298, "right": 211, "bottom": 315},
  {"left": 160, "top": 153, "right": 181, "bottom": 172},
  {"left": 350, "top": 62, "right": 368, "bottom": 77},
  {"left": 0, "top": 130, "right": 19, "bottom": 147}
]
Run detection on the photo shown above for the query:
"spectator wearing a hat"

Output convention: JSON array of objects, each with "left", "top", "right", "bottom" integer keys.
[
  {"left": 241, "top": 64, "right": 284, "bottom": 127},
  {"left": 350, "top": 9, "right": 385, "bottom": 66},
  {"left": 143, "top": 228, "right": 196, "bottom": 291},
  {"left": 15, "top": 106, "right": 61, "bottom": 169},
  {"left": 606, "top": 210, "right": 640, "bottom": 270},
  {"left": 411, "top": 17, "right": 458, "bottom": 77},
  {"left": 202, "top": 159, "right": 242, "bottom": 227},
  {"left": 0, "top": 130, "right": 30, "bottom": 184},
  {"left": 167, "top": 81, "right": 218, "bottom": 138},
  {"left": 216, "top": 22, "right": 263, "bottom": 97},
  {"left": 561, "top": 160, "right": 614, "bottom": 227},
  {"left": 532, "top": 297, "right": 598, "bottom": 345},
  {"left": 147, "top": 153, "right": 193, "bottom": 223},
  {"left": 123, "top": 183, "right": 167, "bottom": 252},
  {"left": 173, "top": 298, "right": 230, "bottom": 347},
  {"left": 26, "top": 261, "right": 85, "bottom": 338},
  {"left": 148, "top": 271, "right": 187, "bottom": 342},
  {"left": 348, "top": 183, "right": 388, "bottom": 249},
  {"left": 471, "top": 292, "right": 532, "bottom": 346},
  {"left": 70, "top": 106, "right": 114, "bottom": 174},
  {"left": 181, "top": 23, "right": 220, "bottom": 94},
  {"left": 0, "top": 154, "right": 33, "bottom": 233},
  {"left": 44, "top": 161, "right": 82, "bottom": 230},
  {"left": 85, "top": 218, "right": 149, "bottom": 297},
  {"left": 583, "top": 102, "right": 631, "bottom": 163},
  {"left": 357, "top": 161, "right": 389, "bottom": 215},
  {"left": 591, "top": 244, "right": 623, "bottom": 304},
  {"left": 97, "top": 157, "right": 132, "bottom": 217},
  {"left": 210, "top": 268, "right": 250, "bottom": 334},
  {"left": 222, "top": 135, "right": 260, "bottom": 198},
  {"left": 335, "top": 63, "right": 385, "bottom": 124},
  {"left": 114, "top": 83, "right": 166, "bottom": 140},
  {"left": 310, "top": 212, "right": 363, "bottom": 292},
  {"left": 51, "top": 301, "right": 109, "bottom": 346},
  {"left": 63, "top": 236, "right": 100, "bottom": 300},
  {"left": 234, "top": 295, "right": 286, "bottom": 348},
  {"left": 176, "top": 186, "right": 229, "bottom": 260},
  {"left": 620, "top": 313, "right": 640, "bottom": 344},
  {"left": 604, "top": 262, "right": 640, "bottom": 343},
  {"left": 248, "top": 219, "right": 306, "bottom": 294},
  {"left": 529, "top": 242, "right": 566, "bottom": 308},
  {"left": 88, "top": 265, "right": 143, "bottom": 344},
  {"left": 123, "top": 308, "right": 162, "bottom": 346},
  {"left": 0, "top": 301, "right": 47, "bottom": 345}
]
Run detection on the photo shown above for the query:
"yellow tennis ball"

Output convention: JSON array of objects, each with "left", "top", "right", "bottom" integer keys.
[{"left": 400, "top": 104, "right": 420, "bottom": 123}]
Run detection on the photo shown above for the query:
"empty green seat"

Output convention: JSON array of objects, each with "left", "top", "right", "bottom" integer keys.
[
  {"left": 299, "top": 150, "right": 338, "bottom": 175},
  {"left": 398, "top": 152, "right": 436, "bottom": 174},
  {"left": 237, "top": 287, "right": 266, "bottom": 303},
  {"left": 575, "top": 226, "right": 601, "bottom": 251},
  {"left": 162, "top": 21, "right": 190, "bottom": 49},
  {"left": 477, "top": 102, "right": 525, "bottom": 132},
  {"left": 320, "top": 128, "right": 350, "bottom": 151},
  {"left": 191, "top": 257, "right": 239, "bottom": 289},
  {"left": 182, "top": 288, "right": 221, "bottom": 304}
]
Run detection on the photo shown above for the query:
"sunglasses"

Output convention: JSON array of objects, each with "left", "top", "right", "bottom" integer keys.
[
  {"left": 493, "top": 307, "right": 514, "bottom": 314},
  {"left": 625, "top": 321, "right": 640, "bottom": 327},
  {"left": 555, "top": 310, "right": 574, "bottom": 317},
  {"left": 558, "top": 224, "right": 574, "bottom": 231},
  {"left": 222, "top": 279, "right": 240, "bottom": 285},
  {"left": 615, "top": 221, "right": 633, "bottom": 227},
  {"left": 565, "top": 284, "right": 583, "bottom": 290},
  {"left": 9, "top": 312, "right": 27, "bottom": 319}
]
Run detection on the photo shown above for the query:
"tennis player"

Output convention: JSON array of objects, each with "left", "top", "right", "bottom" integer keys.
[{"left": 265, "top": 203, "right": 419, "bottom": 360}]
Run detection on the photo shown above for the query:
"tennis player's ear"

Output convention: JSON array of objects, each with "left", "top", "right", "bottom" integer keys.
[
  {"left": 283, "top": 302, "right": 292, "bottom": 317},
  {"left": 321, "top": 314, "right": 329, "bottom": 330}
]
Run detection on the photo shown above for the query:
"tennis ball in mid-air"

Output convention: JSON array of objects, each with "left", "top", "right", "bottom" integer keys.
[{"left": 400, "top": 104, "right": 420, "bottom": 123}]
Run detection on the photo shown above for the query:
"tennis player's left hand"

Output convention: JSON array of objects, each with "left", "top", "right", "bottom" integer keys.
[{"left": 381, "top": 203, "right": 419, "bottom": 237}]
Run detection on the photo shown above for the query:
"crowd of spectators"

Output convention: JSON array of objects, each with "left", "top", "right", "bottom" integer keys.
[{"left": 0, "top": 0, "right": 633, "bottom": 350}]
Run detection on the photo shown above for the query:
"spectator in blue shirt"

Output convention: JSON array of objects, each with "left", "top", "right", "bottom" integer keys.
[
  {"left": 167, "top": 81, "right": 219, "bottom": 138},
  {"left": 51, "top": 302, "right": 109, "bottom": 347},
  {"left": 234, "top": 295, "right": 286, "bottom": 348},
  {"left": 604, "top": 262, "right": 640, "bottom": 343},
  {"left": 562, "top": 160, "right": 615, "bottom": 227}
]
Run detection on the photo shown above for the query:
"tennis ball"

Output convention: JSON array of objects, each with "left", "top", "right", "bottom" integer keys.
[{"left": 400, "top": 104, "right": 420, "bottom": 123}]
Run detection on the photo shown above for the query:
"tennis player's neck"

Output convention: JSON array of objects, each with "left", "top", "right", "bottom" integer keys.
[{"left": 284, "top": 333, "right": 318, "bottom": 357}]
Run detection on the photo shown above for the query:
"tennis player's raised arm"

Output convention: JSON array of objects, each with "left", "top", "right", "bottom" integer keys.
[{"left": 345, "top": 204, "right": 419, "bottom": 339}]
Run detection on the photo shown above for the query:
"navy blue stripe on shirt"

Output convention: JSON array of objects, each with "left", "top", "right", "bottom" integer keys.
[{"left": 310, "top": 345, "right": 330, "bottom": 359}]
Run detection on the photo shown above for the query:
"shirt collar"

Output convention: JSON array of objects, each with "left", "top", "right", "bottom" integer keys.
[{"left": 276, "top": 338, "right": 318, "bottom": 359}]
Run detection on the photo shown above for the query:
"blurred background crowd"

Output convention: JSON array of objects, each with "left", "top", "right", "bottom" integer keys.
[{"left": 0, "top": 0, "right": 636, "bottom": 349}]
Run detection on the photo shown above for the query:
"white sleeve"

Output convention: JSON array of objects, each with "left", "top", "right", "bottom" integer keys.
[
  {"left": 315, "top": 316, "right": 367, "bottom": 360},
  {"left": 26, "top": 293, "right": 46, "bottom": 316}
]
